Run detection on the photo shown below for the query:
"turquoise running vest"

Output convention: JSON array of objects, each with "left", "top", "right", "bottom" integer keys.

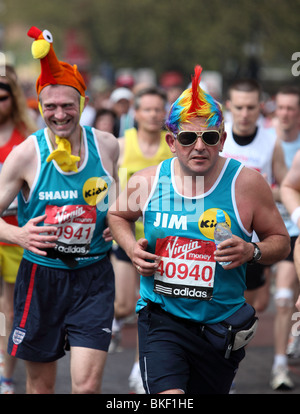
[
  {"left": 137, "top": 157, "right": 252, "bottom": 324},
  {"left": 18, "top": 126, "right": 112, "bottom": 269}
]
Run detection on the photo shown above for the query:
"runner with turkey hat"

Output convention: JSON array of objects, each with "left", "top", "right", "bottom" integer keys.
[{"left": 0, "top": 26, "right": 119, "bottom": 394}]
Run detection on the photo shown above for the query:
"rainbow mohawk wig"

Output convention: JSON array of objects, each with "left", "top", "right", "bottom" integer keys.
[{"left": 165, "top": 65, "right": 223, "bottom": 134}]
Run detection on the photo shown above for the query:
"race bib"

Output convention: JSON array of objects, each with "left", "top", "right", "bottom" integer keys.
[
  {"left": 44, "top": 204, "right": 97, "bottom": 256},
  {"left": 154, "top": 236, "right": 216, "bottom": 300}
]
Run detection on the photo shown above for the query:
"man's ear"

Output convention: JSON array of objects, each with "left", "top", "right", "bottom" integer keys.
[
  {"left": 219, "top": 130, "right": 227, "bottom": 152},
  {"left": 165, "top": 132, "right": 177, "bottom": 154}
]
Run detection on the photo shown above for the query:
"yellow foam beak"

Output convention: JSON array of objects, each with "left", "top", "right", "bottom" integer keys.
[
  {"left": 47, "top": 136, "right": 80, "bottom": 172},
  {"left": 31, "top": 39, "right": 51, "bottom": 60}
]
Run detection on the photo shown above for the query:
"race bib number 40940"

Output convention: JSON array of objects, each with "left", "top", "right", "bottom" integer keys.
[{"left": 154, "top": 236, "right": 216, "bottom": 300}]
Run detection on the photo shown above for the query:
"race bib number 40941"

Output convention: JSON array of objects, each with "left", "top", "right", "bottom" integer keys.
[
  {"left": 154, "top": 236, "right": 216, "bottom": 300},
  {"left": 44, "top": 204, "right": 97, "bottom": 256}
]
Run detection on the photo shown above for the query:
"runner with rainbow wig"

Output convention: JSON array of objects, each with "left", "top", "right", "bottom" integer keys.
[{"left": 108, "top": 65, "right": 289, "bottom": 394}]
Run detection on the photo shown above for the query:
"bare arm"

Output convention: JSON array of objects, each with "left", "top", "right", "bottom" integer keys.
[
  {"left": 107, "top": 166, "right": 160, "bottom": 275},
  {"left": 271, "top": 139, "right": 288, "bottom": 201},
  {"left": 0, "top": 138, "right": 58, "bottom": 254},
  {"left": 94, "top": 129, "right": 120, "bottom": 191},
  {"left": 215, "top": 167, "right": 290, "bottom": 268},
  {"left": 293, "top": 236, "right": 300, "bottom": 311},
  {"left": 250, "top": 170, "right": 290, "bottom": 264},
  {"left": 288, "top": 155, "right": 300, "bottom": 309},
  {"left": 94, "top": 129, "right": 120, "bottom": 241},
  {"left": 272, "top": 139, "right": 288, "bottom": 185},
  {"left": 280, "top": 150, "right": 300, "bottom": 227}
]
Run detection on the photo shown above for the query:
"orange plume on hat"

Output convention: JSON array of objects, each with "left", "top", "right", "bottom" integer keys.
[
  {"left": 27, "top": 26, "right": 86, "bottom": 98},
  {"left": 27, "top": 26, "right": 86, "bottom": 173}
]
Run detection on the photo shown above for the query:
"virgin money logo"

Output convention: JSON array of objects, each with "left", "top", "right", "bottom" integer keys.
[{"left": 156, "top": 235, "right": 215, "bottom": 261}]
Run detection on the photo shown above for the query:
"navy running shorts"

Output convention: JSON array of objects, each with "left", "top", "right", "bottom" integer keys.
[
  {"left": 8, "top": 256, "right": 115, "bottom": 362},
  {"left": 245, "top": 262, "right": 266, "bottom": 290},
  {"left": 112, "top": 244, "right": 131, "bottom": 262},
  {"left": 284, "top": 235, "right": 297, "bottom": 262},
  {"left": 138, "top": 304, "right": 245, "bottom": 394}
]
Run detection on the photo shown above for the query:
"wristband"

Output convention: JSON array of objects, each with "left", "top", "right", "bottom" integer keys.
[{"left": 291, "top": 206, "right": 300, "bottom": 225}]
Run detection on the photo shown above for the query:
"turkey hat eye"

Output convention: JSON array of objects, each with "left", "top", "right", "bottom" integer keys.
[{"left": 42, "top": 30, "right": 53, "bottom": 43}]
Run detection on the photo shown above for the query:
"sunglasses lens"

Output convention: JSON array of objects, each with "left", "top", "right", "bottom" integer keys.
[
  {"left": 202, "top": 131, "right": 220, "bottom": 145},
  {"left": 177, "top": 132, "right": 197, "bottom": 146},
  {"left": 177, "top": 131, "right": 220, "bottom": 146}
]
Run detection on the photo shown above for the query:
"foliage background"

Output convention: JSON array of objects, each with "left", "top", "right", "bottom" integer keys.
[{"left": 0, "top": 0, "right": 299, "bottom": 93}]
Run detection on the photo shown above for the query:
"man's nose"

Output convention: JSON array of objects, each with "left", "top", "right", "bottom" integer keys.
[
  {"left": 241, "top": 108, "right": 249, "bottom": 117},
  {"left": 193, "top": 135, "right": 206, "bottom": 150},
  {"left": 54, "top": 106, "right": 65, "bottom": 119}
]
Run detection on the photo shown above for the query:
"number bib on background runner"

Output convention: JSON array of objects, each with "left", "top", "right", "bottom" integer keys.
[
  {"left": 153, "top": 236, "right": 216, "bottom": 300},
  {"left": 44, "top": 205, "right": 97, "bottom": 256}
]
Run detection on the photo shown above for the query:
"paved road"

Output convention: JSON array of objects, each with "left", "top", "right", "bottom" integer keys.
[{"left": 11, "top": 301, "right": 300, "bottom": 395}]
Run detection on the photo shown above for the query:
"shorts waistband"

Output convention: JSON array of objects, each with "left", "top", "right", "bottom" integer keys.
[
  {"left": 146, "top": 301, "right": 205, "bottom": 331},
  {"left": 22, "top": 254, "right": 110, "bottom": 273}
]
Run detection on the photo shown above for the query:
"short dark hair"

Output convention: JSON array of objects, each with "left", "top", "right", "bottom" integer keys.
[
  {"left": 134, "top": 86, "right": 167, "bottom": 109},
  {"left": 94, "top": 107, "right": 117, "bottom": 122},
  {"left": 228, "top": 78, "right": 262, "bottom": 100},
  {"left": 276, "top": 85, "right": 300, "bottom": 106}
]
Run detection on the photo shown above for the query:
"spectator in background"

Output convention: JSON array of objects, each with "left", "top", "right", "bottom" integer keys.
[
  {"left": 222, "top": 78, "right": 287, "bottom": 314},
  {"left": 110, "top": 87, "right": 134, "bottom": 137},
  {"left": 93, "top": 108, "right": 118, "bottom": 136},
  {"left": 160, "top": 70, "right": 184, "bottom": 112},
  {"left": 270, "top": 85, "right": 300, "bottom": 391},
  {"left": 0, "top": 64, "right": 36, "bottom": 394},
  {"left": 115, "top": 73, "right": 135, "bottom": 90}
]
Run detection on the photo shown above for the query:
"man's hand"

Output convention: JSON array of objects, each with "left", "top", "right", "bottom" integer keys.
[
  {"left": 129, "top": 238, "right": 161, "bottom": 276},
  {"left": 214, "top": 236, "right": 254, "bottom": 269},
  {"left": 18, "top": 214, "right": 58, "bottom": 256},
  {"left": 102, "top": 226, "right": 113, "bottom": 242}
]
